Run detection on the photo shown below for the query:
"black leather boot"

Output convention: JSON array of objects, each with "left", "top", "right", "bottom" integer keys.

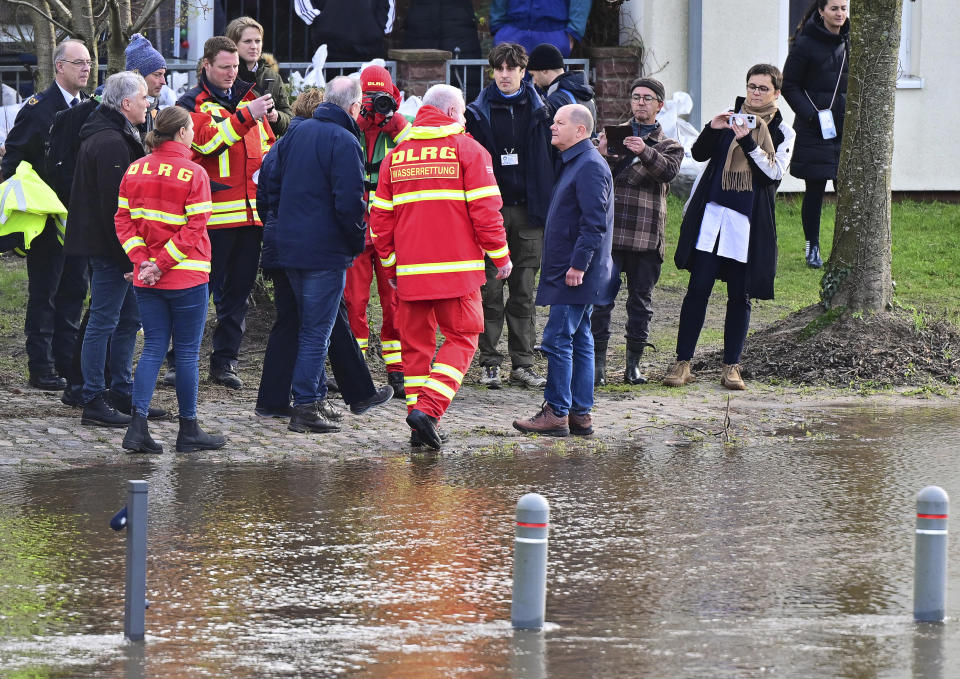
[
  {"left": 594, "top": 340, "right": 607, "bottom": 387},
  {"left": 288, "top": 403, "right": 340, "bottom": 434},
  {"left": 176, "top": 417, "right": 227, "bottom": 452},
  {"left": 122, "top": 414, "right": 163, "bottom": 454},
  {"left": 624, "top": 346, "right": 650, "bottom": 385},
  {"left": 81, "top": 392, "right": 132, "bottom": 428},
  {"left": 388, "top": 371, "right": 406, "bottom": 399},
  {"left": 109, "top": 390, "right": 168, "bottom": 419}
]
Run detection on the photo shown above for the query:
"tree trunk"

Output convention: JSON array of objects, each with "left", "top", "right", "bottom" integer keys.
[
  {"left": 68, "top": 0, "right": 97, "bottom": 91},
  {"left": 29, "top": 1, "right": 57, "bottom": 91},
  {"left": 821, "top": 0, "right": 902, "bottom": 311}
]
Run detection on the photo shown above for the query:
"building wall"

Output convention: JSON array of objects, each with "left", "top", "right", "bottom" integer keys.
[{"left": 621, "top": 0, "right": 959, "bottom": 194}]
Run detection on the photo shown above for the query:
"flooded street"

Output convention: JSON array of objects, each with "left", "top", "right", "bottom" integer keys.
[{"left": 3, "top": 405, "right": 960, "bottom": 678}]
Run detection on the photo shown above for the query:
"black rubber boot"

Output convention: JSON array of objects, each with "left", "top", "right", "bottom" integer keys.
[
  {"left": 624, "top": 347, "right": 649, "bottom": 385},
  {"left": 594, "top": 341, "right": 608, "bottom": 387},
  {"left": 176, "top": 417, "right": 227, "bottom": 452},
  {"left": 122, "top": 414, "right": 163, "bottom": 454},
  {"left": 388, "top": 371, "right": 406, "bottom": 400},
  {"left": 406, "top": 409, "right": 442, "bottom": 450}
]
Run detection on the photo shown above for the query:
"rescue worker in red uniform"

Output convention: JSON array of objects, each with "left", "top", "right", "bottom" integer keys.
[
  {"left": 344, "top": 65, "right": 411, "bottom": 400},
  {"left": 174, "top": 35, "right": 275, "bottom": 390},
  {"left": 370, "top": 84, "right": 513, "bottom": 450}
]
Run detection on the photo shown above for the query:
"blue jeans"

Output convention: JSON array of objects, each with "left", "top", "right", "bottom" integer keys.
[
  {"left": 286, "top": 268, "right": 346, "bottom": 406},
  {"left": 80, "top": 257, "right": 140, "bottom": 403},
  {"left": 132, "top": 284, "right": 209, "bottom": 419},
  {"left": 541, "top": 303, "right": 594, "bottom": 417}
]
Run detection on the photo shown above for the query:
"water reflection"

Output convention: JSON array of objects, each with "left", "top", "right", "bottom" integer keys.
[{"left": 2, "top": 406, "right": 960, "bottom": 677}]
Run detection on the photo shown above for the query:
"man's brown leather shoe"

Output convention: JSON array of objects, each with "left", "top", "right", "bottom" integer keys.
[{"left": 513, "top": 402, "right": 569, "bottom": 437}]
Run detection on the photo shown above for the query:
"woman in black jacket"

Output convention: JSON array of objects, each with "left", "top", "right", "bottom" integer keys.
[{"left": 782, "top": 0, "right": 849, "bottom": 269}]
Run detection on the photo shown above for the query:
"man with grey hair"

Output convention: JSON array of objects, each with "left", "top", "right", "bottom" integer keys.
[
  {"left": 62, "top": 71, "right": 162, "bottom": 427},
  {"left": 514, "top": 103, "right": 614, "bottom": 438},
  {"left": 1, "top": 39, "right": 92, "bottom": 392},
  {"left": 268, "top": 75, "right": 367, "bottom": 434},
  {"left": 370, "top": 81, "right": 511, "bottom": 450}
]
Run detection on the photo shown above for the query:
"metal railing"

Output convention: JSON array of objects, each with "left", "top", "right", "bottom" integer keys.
[{"left": 1, "top": 61, "right": 397, "bottom": 101}]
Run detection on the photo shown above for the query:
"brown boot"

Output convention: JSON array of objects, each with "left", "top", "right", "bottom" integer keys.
[
  {"left": 568, "top": 412, "right": 593, "bottom": 436},
  {"left": 513, "top": 402, "right": 569, "bottom": 437},
  {"left": 721, "top": 363, "right": 746, "bottom": 390},
  {"left": 662, "top": 360, "right": 694, "bottom": 387}
]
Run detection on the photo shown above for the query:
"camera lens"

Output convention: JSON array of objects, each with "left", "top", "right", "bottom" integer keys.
[{"left": 371, "top": 92, "right": 397, "bottom": 116}]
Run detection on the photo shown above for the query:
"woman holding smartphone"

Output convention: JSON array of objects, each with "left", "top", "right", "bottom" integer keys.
[
  {"left": 226, "top": 16, "right": 292, "bottom": 136},
  {"left": 782, "top": 0, "right": 850, "bottom": 269},
  {"left": 116, "top": 107, "right": 226, "bottom": 454}
]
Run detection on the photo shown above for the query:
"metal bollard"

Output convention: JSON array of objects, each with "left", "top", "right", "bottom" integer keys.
[
  {"left": 124, "top": 480, "right": 148, "bottom": 641},
  {"left": 914, "top": 485, "right": 949, "bottom": 623},
  {"left": 511, "top": 493, "right": 549, "bottom": 630}
]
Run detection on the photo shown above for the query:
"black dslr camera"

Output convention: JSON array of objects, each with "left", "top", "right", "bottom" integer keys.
[{"left": 363, "top": 91, "right": 398, "bottom": 120}]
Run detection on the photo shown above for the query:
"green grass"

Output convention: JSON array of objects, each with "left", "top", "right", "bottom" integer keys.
[{"left": 659, "top": 194, "right": 960, "bottom": 321}]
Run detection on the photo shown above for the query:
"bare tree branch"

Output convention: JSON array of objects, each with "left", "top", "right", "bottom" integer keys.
[
  {"left": 6, "top": 0, "right": 74, "bottom": 36},
  {"left": 130, "top": 0, "right": 169, "bottom": 34}
]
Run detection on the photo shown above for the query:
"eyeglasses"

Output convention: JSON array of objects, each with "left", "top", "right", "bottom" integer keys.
[
  {"left": 746, "top": 84, "right": 772, "bottom": 93},
  {"left": 60, "top": 59, "right": 95, "bottom": 68},
  {"left": 631, "top": 94, "right": 660, "bottom": 103}
]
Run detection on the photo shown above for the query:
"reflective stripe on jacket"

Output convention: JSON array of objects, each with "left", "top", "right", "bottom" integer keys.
[
  {"left": 0, "top": 161, "right": 67, "bottom": 253},
  {"left": 177, "top": 76, "right": 275, "bottom": 230},
  {"left": 369, "top": 105, "right": 509, "bottom": 302},
  {"left": 115, "top": 141, "right": 213, "bottom": 290}
]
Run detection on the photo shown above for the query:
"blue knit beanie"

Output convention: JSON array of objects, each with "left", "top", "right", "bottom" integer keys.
[{"left": 125, "top": 34, "right": 166, "bottom": 76}]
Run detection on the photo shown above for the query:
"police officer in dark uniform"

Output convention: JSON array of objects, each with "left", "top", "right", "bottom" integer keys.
[{"left": 0, "top": 39, "right": 92, "bottom": 391}]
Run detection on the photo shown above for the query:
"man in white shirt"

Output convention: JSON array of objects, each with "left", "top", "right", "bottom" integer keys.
[{"left": 663, "top": 63, "right": 794, "bottom": 391}]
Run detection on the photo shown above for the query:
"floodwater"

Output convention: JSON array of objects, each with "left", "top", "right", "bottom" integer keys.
[{"left": 2, "top": 406, "right": 960, "bottom": 678}]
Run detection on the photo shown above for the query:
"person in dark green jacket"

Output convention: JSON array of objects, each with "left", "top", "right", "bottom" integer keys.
[{"left": 227, "top": 16, "right": 293, "bottom": 137}]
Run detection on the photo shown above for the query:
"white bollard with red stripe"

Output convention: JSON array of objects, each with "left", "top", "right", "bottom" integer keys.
[
  {"left": 512, "top": 493, "right": 550, "bottom": 630},
  {"left": 914, "top": 485, "right": 949, "bottom": 622}
]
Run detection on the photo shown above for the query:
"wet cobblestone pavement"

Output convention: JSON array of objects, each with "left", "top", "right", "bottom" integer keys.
[{"left": 1, "top": 377, "right": 947, "bottom": 466}]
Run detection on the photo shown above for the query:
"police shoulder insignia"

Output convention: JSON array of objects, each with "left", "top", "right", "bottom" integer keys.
[{"left": 26, "top": 96, "right": 39, "bottom": 105}]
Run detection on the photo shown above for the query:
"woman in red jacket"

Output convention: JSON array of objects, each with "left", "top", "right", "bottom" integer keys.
[{"left": 115, "top": 106, "right": 226, "bottom": 454}]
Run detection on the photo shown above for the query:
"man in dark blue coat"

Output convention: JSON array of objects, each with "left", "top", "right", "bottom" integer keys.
[
  {"left": 270, "top": 76, "right": 366, "bottom": 434},
  {"left": 255, "top": 91, "right": 393, "bottom": 422},
  {"left": 514, "top": 104, "right": 613, "bottom": 438}
]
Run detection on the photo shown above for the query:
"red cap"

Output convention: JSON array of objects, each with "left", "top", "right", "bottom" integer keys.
[{"left": 360, "top": 65, "right": 401, "bottom": 104}]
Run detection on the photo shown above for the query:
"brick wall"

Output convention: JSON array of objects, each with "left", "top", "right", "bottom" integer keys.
[{"left": 587, "top": 46, "right": 643, "bottom": 128}]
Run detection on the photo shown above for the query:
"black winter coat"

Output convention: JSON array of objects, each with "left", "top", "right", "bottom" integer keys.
[
  {"left": 782, "top": 14, "right": 849, "bottom": 180},
  {"left": 541, "top": 70, "right": 597, "bottom": 133},
  {"left": 63, "top": 105, "right": 145, "bottom": 268},
  {"left": 674, "top": 100, "right": 790, "bottom": 301},
  {"left": 403, "top": 0, "right": 481, "bottom": 57},
  {"left": 309, "top": 0, "right": 393, "bottom": 62}
]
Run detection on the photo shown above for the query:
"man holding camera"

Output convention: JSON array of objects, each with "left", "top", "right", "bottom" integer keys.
[
  {"left": 176, "top": 35, "right": 275, "bottom": 390},
  {"left": 343, "top": 65, "right": 411, "bottom": 401},
  {"left": 592, "top": 77, "right": 683, "bottom": 386},
  {"left": 663, "top": 64, "right": 794, "bottom": 391}
]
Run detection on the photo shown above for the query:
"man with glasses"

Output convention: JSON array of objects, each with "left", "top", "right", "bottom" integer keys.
[
  {"left": 591, "top": 77, "right": 683, "bottom": 386},
  {"left": 663, "top": 64, "right": 794, "bottom": 391},
  {"left": 1, "top": 39, "right": 92, "bottom": 392}
]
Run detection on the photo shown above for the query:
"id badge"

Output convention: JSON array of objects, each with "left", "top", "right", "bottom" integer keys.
[
  {"left": 817, "top": 109, "right": 837, "bottom": 140},
  {"left": 501, "top": 153, "right": 519, "bottom": 166}
]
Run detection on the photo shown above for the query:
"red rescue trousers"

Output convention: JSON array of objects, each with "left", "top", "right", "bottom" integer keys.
[
  {"left": 399, "top": 290, "right": 484, "bottom": 420},
  {"left": 344, "top": 241, "right": 403, "bottom": 372}
]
